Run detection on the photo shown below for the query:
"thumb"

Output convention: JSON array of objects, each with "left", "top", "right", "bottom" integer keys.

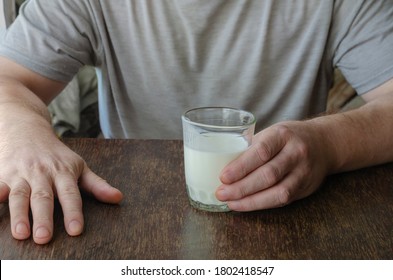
[{"left": 79, "top": 164, "right": 123, "bottom": 204}]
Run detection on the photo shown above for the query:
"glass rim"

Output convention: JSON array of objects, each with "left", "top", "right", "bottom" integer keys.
[{"left": 181, "top": 106, "right": 256, "bottom": 130}]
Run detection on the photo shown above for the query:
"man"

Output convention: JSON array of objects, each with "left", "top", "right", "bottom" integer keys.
[{"left": 1, "top": 0, "right": 393, "bottom": 245}]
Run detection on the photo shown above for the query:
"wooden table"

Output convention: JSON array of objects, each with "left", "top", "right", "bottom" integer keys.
[{"left": 0, "top": 138, "right": 392, "bottom": 260}]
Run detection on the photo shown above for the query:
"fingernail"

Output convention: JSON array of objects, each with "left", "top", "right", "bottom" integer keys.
[
  {"left": 68, "top": 220, "right": 83, "bottom": 235},
  {"left": 15, "top": 222, "right": 29, "bottom": 235},
  {"left": 220, "top": 170, "right": 235, "bottom": 184},
  {"left": 216, "top": 188, "right": 229, "bottom": 200},
  {"left": 35, "top": 227, "right": 50, "bottom": 239}
]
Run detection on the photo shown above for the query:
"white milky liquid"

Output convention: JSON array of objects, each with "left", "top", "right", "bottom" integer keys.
[{"left": 184, "top": 133, "right": 249, "bottom": 206}]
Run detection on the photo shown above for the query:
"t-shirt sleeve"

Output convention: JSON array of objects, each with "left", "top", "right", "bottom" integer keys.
[
  {"left": 0, "top": 0, "right": 101, "bottom": 82},
  {"left": 332, "top": 0, "right": 393, "bottom": 94}
]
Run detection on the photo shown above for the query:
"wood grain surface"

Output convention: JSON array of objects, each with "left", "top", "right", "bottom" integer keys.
[{"left": 0, "top": 138, "right": 392, "bottom": 259}]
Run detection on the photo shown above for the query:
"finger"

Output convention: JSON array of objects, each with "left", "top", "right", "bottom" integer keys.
[
  {"left": 54, "top": 173, "right": 84, "bottom": 237},
  {"left": 29, "top": 177, "right": 54, "bottom": 244},
  {"left": 220, "top": 126, "right": 287, "bottom": 184},
  {"left": 226, "top": 172, "right": 301, "bottom": 212},
  {"left": 0, "top": 180, "right": 10, "bottom": 202},
  {"left": 79, "top": 164, "right": 123, "bottom": 204},
  {"left": 226, "top": 161, "right": 320, "bottom": 212},
  {"left": 8, "top": 179, "right": 31, "bottom": 240},
  {"left": 216, "top": 147, "right": 296, "bottom": 201}
]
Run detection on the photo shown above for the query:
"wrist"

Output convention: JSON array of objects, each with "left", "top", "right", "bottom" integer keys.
[
  {"left": 307, "top": 106, "right": 383, "bottom": 174},
  {"left": 306, "top": 116, "right": 345, "bottom": 174}
]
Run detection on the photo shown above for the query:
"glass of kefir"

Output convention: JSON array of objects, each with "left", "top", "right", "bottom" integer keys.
[{"left": 182, "top": 107, "right": 255, "bottom": 212}]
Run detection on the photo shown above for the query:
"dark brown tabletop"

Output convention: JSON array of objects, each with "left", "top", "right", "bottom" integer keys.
[{"left": 0, "top": 138, "right": 392, "bottom": 260}]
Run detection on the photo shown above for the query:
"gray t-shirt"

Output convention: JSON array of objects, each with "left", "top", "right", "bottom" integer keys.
[{"left": 1, "top": 0, "right": 393, "bottom": 139}]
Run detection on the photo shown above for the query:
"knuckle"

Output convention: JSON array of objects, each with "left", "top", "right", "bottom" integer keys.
[
  {"left": 245, "top": 198, "right": 259, "bottom": 211},
  {"left": 275, "top": 124, "right": 292, "bottom": 139},
  {"left": 300, "top": 162, "right": 313, "bottom": 178},
  {"left": 276, "top": 187, "right": 292, "bottom": 207},
  {"left": 254, "top": 141, "right": 273, "bottom": 163},
  {"left": 60, "top": 184, "right": 79, "bottom": 195},
  {"left": 31, "top": 189, "right": 53, "bottom": 201},
  {"left": 238, "top": 185, "right": 250, "bottom": 198},
  {"left": 0, "top": 180, "right": 7, "bottom": 188},
  {"left": 31, "top": 162, "right": 50, "bottom": 174},
  {"left": 9, "top": 181, "right": 31, "bottom": 199},
  {"left": 56, "top": 183, "right": 82, "bottom": 208},
  {"left": 32, "top": 152, "right": 85, "bottom": 179},
  {"left": 295, "top": 141, "right": 309, "bottom": 159},
  {"left": 259, "top": 164, "right": 280, "bottom": 186},
  {"left": 59, "top": 185, "right": 81, "bottom": 201}
]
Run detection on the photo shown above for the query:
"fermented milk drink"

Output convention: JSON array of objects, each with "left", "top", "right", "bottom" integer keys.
[{"left": 184, "top": 133, "right": 248, "bottom": 207}]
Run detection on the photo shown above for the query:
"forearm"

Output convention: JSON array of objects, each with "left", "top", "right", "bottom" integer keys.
[
  {"left": 0, "top": 77, "right": 54, "bottom": 138},
  {"left": 310, "top": 93, "right": 393, "bottom": 174}
]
